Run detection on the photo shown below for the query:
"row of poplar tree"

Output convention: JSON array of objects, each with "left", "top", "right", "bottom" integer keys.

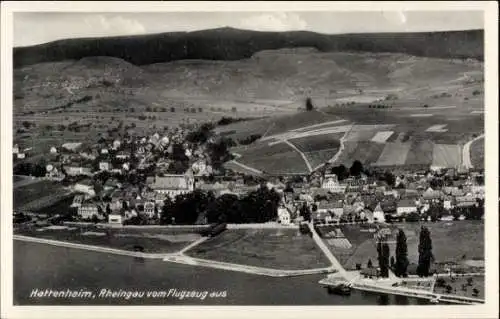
[{"left": 374, "top": 226, "right": 434, "bottom": 278}]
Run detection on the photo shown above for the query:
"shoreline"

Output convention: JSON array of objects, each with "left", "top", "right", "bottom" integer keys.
[{"left": 13, "top": 235, "right": 335, "bottom": 277}]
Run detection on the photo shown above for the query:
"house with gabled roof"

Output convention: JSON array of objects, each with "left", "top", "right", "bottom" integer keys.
[
  {"left": 372, "top": 203, "right": 386, "bottom": 223},
  {"left": 147, "top": 173, "right": 195, "bottom": 199},
  {"left": 396, "top": 199, "right": 418, "bottom": 216}
]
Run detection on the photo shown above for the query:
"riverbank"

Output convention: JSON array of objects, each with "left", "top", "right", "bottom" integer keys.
[
  {"left": 319, "top": 272, "right": 485, "bottom": 305},
  {"left": 13, "top": 234, "right": 335, "bottom": 277}
]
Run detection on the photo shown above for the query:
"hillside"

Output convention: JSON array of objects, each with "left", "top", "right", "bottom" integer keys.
[{"left": 14, "top": 28, "right": 484, "bottom": 68}]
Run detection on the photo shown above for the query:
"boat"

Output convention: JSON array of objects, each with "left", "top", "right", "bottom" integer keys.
[{"left": 327, "top": 284, "right": 352, "bottom": 296}]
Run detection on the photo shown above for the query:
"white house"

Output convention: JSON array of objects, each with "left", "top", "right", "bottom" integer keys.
[
  {"left": 396, "top": 199, "right": 418, "bottom": 216},
  {"left": 372, "top": 203, "right": 386, "bottom": 223},
  {"left": 321, "top": 175, "right": 347, "bottom": 193},
  {"left": 277, "top": 207, "right": 291, "bottom": 225},
  {"left": 74, "top": 179, "right": 96, "bottom": 197},
  {"left": 78, "top": 203, "right": 99, "bottom": 220},
  {"left": 108, "top": 213, "right": 123, "bottom": 224},
  {"left": 143, "top": 201, "right": 156, "bottom": 219},
  {"left": 99, "top": 161, "right": 110, "bottom": 171},
  {"left": 101, "top": 148, "right": 109, "bottom": 155},
  {"left": 17, "top": 153, "right": 26, "bottom": 159},
  {"left": 112, "top": 139, "right": 121, "bottom": 150},
  {"left": 70, "top": 195, "right": 85, "bottom": 208},
  {"left": 13, "top": 144, "right": 19, "bottom": 154},
  {"left": 50, "top": 146, "right": 58, "bottom": 154}
]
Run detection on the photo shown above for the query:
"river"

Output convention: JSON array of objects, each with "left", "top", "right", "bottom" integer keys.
[{"left": 14, "top": 241, "right": 430, "bottom": 305}]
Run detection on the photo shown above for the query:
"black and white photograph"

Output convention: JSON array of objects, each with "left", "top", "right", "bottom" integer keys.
[{"left": 1, "top": 2, "right": 498, "bottom": 319}]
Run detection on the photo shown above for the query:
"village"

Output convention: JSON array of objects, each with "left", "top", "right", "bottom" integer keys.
[{"left": 12, "top": 120, "right": 485, "bottom": 228}]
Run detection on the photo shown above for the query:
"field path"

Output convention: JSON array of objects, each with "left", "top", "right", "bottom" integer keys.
[
  {"left": 284, "top": 140, "right": 313, "bottom": 172},
  {"left": 179, "top": 237, "right": 209, "bottom": 254},
  {"left": 462, "top": 134, "right": 484, "bottom": 169},
  {"left": 327, "top": 124, "right": 354, "bottom": 165},
  {"left": 226, "top": 160, "right": 263, "bottom": 175}
]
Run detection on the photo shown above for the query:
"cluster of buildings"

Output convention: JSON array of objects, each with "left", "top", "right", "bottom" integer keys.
[
  {"left": 15, "top": 123, "right": 485, "bottom": 227},
  {"left": 277, "top": 169, "right": 484, "bottom": 226}
]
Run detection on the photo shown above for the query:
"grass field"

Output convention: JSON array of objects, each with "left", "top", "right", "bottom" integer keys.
[
  {"left": 375, "top": 142, "right": 412, "bottom": 166},
  {"left": 404, "top": 140, "right": 435, "bottom": 166},
  {"left": 289, "top": 133, "right": 342, "bottom": 153},
  {"left": 321, "top": 221, "right": 484, "bottom": 271},
  {"left": 470, "top": 136, "right": 484, "bottom": 169},
  {"left": 15, "top": 225, "right": 203, "bottom": 253},
  {"left": 333, "top": 141, "right": 386, "bottom": 167},
  {"left": 186, "top": 229, "right": 331, "bottom": 270},
  {"left": 236, "top": 142, "right": 309, "bottom": 174},
  {"left": 13, "top": 181, "right": 71, "bottom": 212},
  {"left": 432, "top": 144, "right": 462, "bottom": 168},
  {"left": 305, "top": 149, "right": 340, "bottom": 169}
]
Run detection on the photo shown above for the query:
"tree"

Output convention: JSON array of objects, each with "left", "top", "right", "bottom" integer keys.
[
  {"left": 417, "top": 226, "right": 434, "bottom": 277},
  {"left": 367, "top": 259, "right": 373, "bottom": 268},
  {"left": 331, "top": 165, "right": 349, "bottom": 181},
  {"left": 384, "top": 171, "right": 396, "bottom": 187},
  {"left": 395, "top": 229, "right": 409, "bottom": 277},
  {"left": 377, "top": 242, "right": 390, "bottom": 278},
  {"left": 305, "top": 97, "right": 314, "bottom": 111},
  {"left": 350, "top": 160, "right": 364, "bottom": 176}
]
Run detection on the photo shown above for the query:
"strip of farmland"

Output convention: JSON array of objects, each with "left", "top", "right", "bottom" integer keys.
[
  {"left": 305, "top": 148, "right": 340, "bottom": 169},
  {"left": 237, "top": 150, "right": 310, "bottom": 175},
  {"left": 432, "top": 144, "right": 462, "bottom": 168},
  {"left": 332, "top": 141, "right": 386, "bottom": 167},
  {"left": 374, "top": 142, "right": 412, "bottom": 166},
  {"left": 404, "top": 140, "right": 435, "bottom": 166},
  {"left": 288, "top": 133, "right": 343, "bottom": 153},
  {"left": 371, "top": 131, "right": 394, "bottom": 143}
]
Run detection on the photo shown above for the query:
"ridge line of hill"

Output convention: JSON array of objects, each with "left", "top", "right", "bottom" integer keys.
[{"left": 14, "top": 28, "right": 484, "bottom": 68}]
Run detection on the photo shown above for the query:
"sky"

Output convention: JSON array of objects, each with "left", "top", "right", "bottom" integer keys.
[{"left": 14, "top": 11, "right": 484, "bottom": 47}]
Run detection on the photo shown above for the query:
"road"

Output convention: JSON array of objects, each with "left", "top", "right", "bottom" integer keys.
[
  {"left": 307, "top": 222, "right": 350, "bottom": 279},
  {"left": 226, "top": 160, "right": 263, "bottom": 175},
  {"left": 284, "top": 140, "right": 313, "bottom": 173},
  {"left": 462, "top": 133, "right": 484, "bottom": 169}
]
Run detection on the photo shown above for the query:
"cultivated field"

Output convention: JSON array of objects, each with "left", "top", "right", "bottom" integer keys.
[
  {"left": 13, "top": 181, "right": 72, "bottom": 212},
  {"left": 234, "top": 142, "right": 309, "bottom": 175},
  {"left": 306, "top": 149, "right": 340, "bottom": 169},
  {"left": 432, "top": 144, "right": 462, "bottom": 168},
  {"left": 375, "top": 143, "right": 412, "bottom": 166},
  {"left": 15, "top": 225, "right": 204, "bottom": 253},
  {"left": 333, "top": 141, "right": 386, "bottom": 168},
  {"left": 289, "top": 134, "right": 342, "bottom": 153},
  {"left": 404, "top": 140, "right": 435, "bottom": 166},
  {"left": 186, "top": 229, "right": 331, "bottom": 270}
]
